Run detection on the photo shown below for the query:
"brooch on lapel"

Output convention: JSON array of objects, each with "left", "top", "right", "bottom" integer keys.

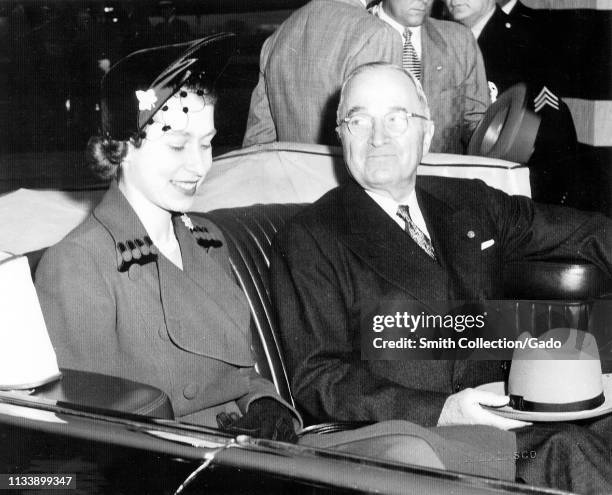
[
  {"left": 116, "top": 236, "right": 158, "bottom": 272},
  {"left": 181, "top": 213, "right": 223, "bottom": 250}
]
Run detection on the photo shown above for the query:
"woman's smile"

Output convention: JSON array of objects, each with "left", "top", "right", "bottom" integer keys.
[{"left": 170, "top": 179, "right": 201, "bottom": 195}]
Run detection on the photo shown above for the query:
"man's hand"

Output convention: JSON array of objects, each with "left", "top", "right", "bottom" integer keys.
[
  {"left": 437, "top": 388, "right": 531, "bottom": 430},
  {"left": 216, "top": 398, "right": 298, "bottom": 443}
]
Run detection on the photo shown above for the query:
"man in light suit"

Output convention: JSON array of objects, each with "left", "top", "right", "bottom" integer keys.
[
  {"left": 242, "top": 0, "right": 402, "bottom": 147},
  {"left": 370, "top": 0, "right": 489, "bottom": 153},
  {"left": 271, "top": 62, "right": 612, "bottom": 493}
]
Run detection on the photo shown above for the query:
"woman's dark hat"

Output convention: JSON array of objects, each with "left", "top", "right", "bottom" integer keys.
[{"left": 100, "top": 33, "right": 236, "bottom": 140}]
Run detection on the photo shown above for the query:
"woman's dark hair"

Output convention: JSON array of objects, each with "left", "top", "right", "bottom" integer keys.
[
  {"left": 87, "top": 135, "right": 139, "bottom": 180},
  {"left": 87, "top": 82, "right": 216, "bottom": 180}
]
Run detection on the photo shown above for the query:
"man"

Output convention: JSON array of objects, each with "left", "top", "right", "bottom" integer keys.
[
  {"left": 242, "top": 0, "right": 402, "bottom": 147},
  {"left": 445, "top": 0, "right": 579, "bottom": 205},
  {"left": 271, "top": 62, "right": 612, "bottom": 493},
  {"left": 370, "top": 0, "right": 489, "bottom": 153}
]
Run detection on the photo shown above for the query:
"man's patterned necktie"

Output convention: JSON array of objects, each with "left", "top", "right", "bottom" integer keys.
[
  {"left": 402, "top": 28, "right": 421, "bottom": 81},
  {"left": 397, "top": 205, "right": 436, "bottom": 261}
]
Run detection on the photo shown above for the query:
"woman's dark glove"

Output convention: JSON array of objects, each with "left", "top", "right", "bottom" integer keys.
[{"left": 216, "top": 398, "right": 298, "bottom": 443}]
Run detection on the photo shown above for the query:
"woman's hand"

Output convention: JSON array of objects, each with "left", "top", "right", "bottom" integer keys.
[{"left": 216, "top": 398, "right": 298, "bottom": 443}]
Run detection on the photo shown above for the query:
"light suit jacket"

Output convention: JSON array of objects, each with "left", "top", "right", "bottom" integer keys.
[
  {"left": 242, "top": 0, "right": 403, "bottom": 147},
  {"left": 35, "top": 183, "right": 296, "bottom": 427},
  {"left": 420, "top": 18, "right": 490, "bottom": 153}
]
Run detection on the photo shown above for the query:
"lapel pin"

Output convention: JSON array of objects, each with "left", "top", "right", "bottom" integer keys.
[
  {"left": 467, "top": 230, "right": 475, "bottom": 239},
  {"left": 436, "top": 65, "right": 442, "bottom": 71}
]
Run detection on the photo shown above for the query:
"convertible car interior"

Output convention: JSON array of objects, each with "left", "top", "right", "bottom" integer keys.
[
  {"left": 21, "top": 203, "right": 612, "bottom": 422},
  {"left": 3, "top": 144, "right": 612, "bottom": 494}
]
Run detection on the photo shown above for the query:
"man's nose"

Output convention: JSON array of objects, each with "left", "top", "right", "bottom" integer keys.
[{"left": 369, "top": 119, "right": 390, "bottom": 147}]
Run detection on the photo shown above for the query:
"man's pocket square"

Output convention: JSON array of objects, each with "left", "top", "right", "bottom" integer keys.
[{"left": 481, "top": 239, "right": 495, "bottom": 250}]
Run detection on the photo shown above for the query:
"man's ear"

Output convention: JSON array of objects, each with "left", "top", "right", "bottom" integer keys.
[
  {"left": 335, "top": 125, "right": 342, "bottom": 143},
  {"left": 422, "top": 120, "right": 434, "bottom": 156}
]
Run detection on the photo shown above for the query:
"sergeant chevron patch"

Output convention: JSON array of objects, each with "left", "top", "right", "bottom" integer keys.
[{"left": 534, "top": 86, "right": 559, "bottom": 112}]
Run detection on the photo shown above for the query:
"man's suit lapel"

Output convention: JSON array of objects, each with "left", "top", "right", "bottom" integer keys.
[
  {"left": 339, "top": 181, "right": 485, "bottom": 303},
  {"left": 417, "top": 183, "right": 484, "bottom": 301},
  {"left": 341, "top": 182, "right": 448, "bottom": 302}
]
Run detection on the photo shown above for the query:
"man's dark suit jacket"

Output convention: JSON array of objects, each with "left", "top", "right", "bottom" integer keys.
[{"left": 271, "top": 177, "right": 612, "bottom": 426}]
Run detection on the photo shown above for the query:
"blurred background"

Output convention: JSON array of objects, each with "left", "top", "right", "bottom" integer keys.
[{"left": 0, "top": 0, "right": 610, "bottom": 215}]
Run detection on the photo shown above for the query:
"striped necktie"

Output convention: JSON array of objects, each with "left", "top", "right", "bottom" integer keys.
[
  {"left": 402, "top": 28, "right": 421, "bottom": 81},
  {"left": 397, "top": 205, "right": 436, "bottom": 261}
]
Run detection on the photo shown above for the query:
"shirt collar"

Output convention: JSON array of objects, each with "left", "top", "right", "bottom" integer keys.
[
  {"left": 372, "top": 3, "right": 422, "bottom": 56},
  {"left": 471, "top": 5, "right": 497, "bottom": 39},
  {"left": 372, "top": 4, "right": 422, "bottom": 39},
  {"left": 501, "top": 0, "right": 518, "bottom": 14},
  {"left": 365, "top": 187, "right": 430, "bottom": 237}
]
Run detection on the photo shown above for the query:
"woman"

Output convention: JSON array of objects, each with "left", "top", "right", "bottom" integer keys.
[{"left": 34, "top": 34, "right": 298, "bottom": 440}]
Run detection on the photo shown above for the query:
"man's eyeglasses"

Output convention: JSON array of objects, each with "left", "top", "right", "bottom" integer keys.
[{"left": 339, "top": 110, "right": 429, "bottom": 139}]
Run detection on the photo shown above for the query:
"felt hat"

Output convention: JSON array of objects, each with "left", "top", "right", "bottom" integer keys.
[
  {"left": 478, "top": 328, "right": 612, "bottom": 421},
  {"left": 508, "top": 328, "right": 604, "bottom": 412},
  {"left": 100, "top": 32, "right": 236, "bottom": 140},
  {"left": 468, "top": 82, "right": 541, "bottom": 164}
]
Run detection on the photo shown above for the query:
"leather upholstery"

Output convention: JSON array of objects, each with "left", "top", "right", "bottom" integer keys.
[
  {"left": 504, "top": 260, "right": 612, "bottom": 300},
  {"left": 199, "top": 205, "right": 304, "bottom": 406},
  {"left": 504, "top": 260, "right": 612, "bottom": 335}
]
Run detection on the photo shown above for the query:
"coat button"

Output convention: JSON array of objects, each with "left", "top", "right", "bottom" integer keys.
[
  {"left": 128, "top": 264, "right": 141, "bottom": 281},
  {"left": 158, "top": 324, "right": 169, "bottom": 341},
  {"left": 183, "top": 383, "right": 198, "bottom": 400},
  {"left": 454, "top": 383, "right": 463, "bottom": 392}
]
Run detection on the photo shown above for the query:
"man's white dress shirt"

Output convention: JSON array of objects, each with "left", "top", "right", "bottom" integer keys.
[{"left": 501, "top": 0, "right": 518, "bottom": 14}]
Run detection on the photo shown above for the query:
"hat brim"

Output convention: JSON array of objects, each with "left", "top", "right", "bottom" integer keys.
[
  {"left": 101, "top": 33, "right": 236, "bottom": 140},
  {"left": 476, "top": 373, "right": 612, "bottom": 422}
]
